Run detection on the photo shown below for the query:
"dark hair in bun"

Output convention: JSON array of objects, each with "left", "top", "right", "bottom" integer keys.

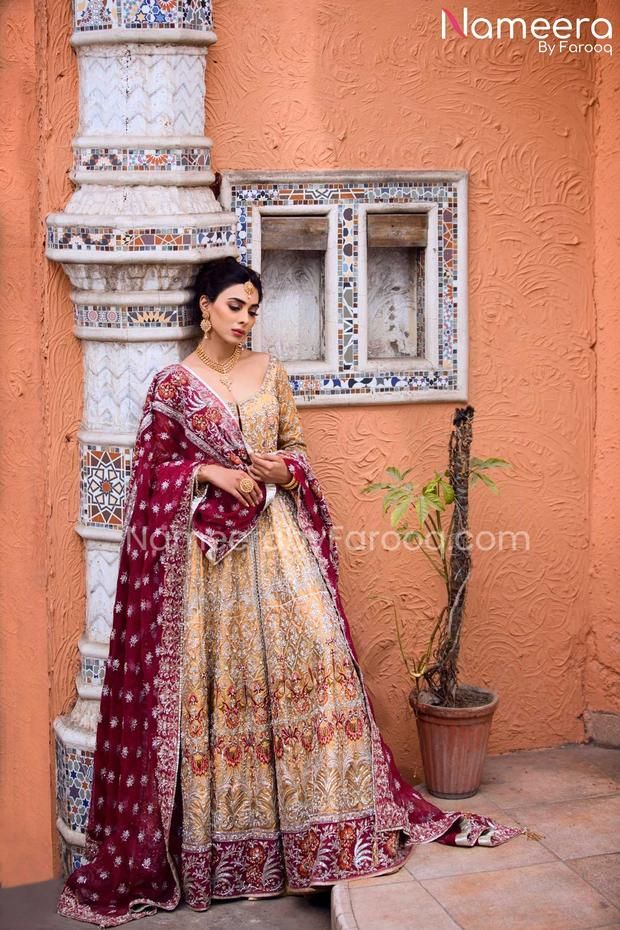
[{"left": 193, "top": 256, "right": 263, "bottom": 313}]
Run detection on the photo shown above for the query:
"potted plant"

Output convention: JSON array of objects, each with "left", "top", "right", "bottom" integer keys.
[{"left": 361, "top": 405, "right": 511, "bottom": 798}]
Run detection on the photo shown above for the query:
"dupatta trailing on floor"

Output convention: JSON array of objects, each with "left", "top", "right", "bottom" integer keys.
[{"left": 57, "top": 363, "right": 523, "bottom": 927}]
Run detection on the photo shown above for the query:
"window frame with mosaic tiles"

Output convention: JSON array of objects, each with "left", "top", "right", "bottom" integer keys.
[{"left": 220, "top": 169, "right": 468, "bottom": 406}]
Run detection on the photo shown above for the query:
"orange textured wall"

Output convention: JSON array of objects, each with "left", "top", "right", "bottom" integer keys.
[
  {"left": 588, "top": 0, "right": 620, "bottom": 717},
  {"left": 0, "top": 0, "right": 52, "bottom": 886},
  {"left": 0, "top": 0, "right": 81, "bottom": 888},
  {"left": 0, "top": 0, "right": 616, "bottom": 888}
]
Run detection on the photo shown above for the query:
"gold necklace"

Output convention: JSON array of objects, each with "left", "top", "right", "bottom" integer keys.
[{"left": 195, "top": 341, "right": 242, "bottom": 390}]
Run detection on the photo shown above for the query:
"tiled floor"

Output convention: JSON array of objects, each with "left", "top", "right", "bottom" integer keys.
[
  {"left": 1, "top": 745, "right": 617, "bottom": 930},
  {"left": 332, "top": 744, "right": 620, "bottom": 930}
]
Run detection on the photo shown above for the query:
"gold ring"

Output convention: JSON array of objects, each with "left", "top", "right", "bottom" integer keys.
[{"left": 239, "top": 476, "right": 255, "bottom": 493}]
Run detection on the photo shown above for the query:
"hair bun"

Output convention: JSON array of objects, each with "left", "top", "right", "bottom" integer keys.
[
  {"left": 193, "top": 255, "right": 263, "bottom": 308},
  {"left": 203, "top": 255, "right": 240, "bottom": 275}
]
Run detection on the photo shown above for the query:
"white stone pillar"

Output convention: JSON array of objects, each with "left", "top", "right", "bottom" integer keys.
[{"left": 47, "top": 0, "right": 237, "bottom": 874}]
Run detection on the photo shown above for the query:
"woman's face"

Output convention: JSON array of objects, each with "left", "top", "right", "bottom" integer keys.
[{"left": 200, "top": 283, "right": 260, "bottom": 345}]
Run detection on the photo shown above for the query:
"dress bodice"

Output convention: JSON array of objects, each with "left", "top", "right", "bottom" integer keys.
[
  {"left": 183, "top": 354, "right": 306, "bottom": 457},
  {"left": 222, "top": 355, "right": 281, "bottom": 454}
]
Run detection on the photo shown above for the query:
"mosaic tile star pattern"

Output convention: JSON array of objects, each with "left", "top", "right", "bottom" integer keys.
[
  {"left": 74, "top": 0, "right": 213, "bottom": 32},
  {"left": 74, "top": 0, "right": 118, "bottom": 30},
  {"left": 55, "top": 738, "right": 95, "bottom": 834},
  {"left": 80, "top": 445, "right": 133, "bottom": 528},
  {"left": 124, "top": 0, "right": 178, "bottom": 28}
]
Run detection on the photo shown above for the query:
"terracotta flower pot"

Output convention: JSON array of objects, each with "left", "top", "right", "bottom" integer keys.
[{"left": 409, "top": 684, "right": 499, "bottom": 799}]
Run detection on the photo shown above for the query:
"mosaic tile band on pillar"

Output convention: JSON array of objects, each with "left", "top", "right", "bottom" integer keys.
[{"left": 46, "top": 0, "right": 238, "bottom": 876}]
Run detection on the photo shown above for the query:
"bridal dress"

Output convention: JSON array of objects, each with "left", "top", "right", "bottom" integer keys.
[{"left": 57, "top": 353, "right": 522, "bottom": 927}]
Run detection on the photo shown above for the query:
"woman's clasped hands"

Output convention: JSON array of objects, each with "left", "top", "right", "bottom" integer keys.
[
  {"left": 247, "top": 451, "right": 290, "bottom": 487},
  {"left": 196, "top": 452, "right": 291, "bottom": 509}
]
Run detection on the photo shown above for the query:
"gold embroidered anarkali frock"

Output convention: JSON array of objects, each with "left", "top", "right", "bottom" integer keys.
[{"left": 178, "top": 355, "right": 387, "bottom": 901}]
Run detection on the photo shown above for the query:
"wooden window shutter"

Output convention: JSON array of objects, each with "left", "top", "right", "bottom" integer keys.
[
  {"left": 261, "top": 215, "right": 329, "bottom": 251},
  {"left": 367, "top": 213, "right": 427, "bottom": 247}
]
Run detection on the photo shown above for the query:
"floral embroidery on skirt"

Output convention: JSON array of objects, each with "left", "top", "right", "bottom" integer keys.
[{"left": 177, "top": 488, "right": 407, "bottom": 904}]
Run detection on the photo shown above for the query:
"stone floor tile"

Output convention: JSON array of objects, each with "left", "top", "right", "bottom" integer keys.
[
  {"left": 475, "top": 747, "right": 619, "bottom": 809},
  {"left": 508, "top": 795, "right": 620, "bottom": 860},
  {"left": 420, "top": 861, "right": 620, "bottom": 930},
  {"left": 2, "top": 747, "right": 618, "bottom": 930},
  {"left": 567, "top": 853, "right": 620, "bottom": 908},
  {"left": 575, "top": 746, "right": 620, "bottom": 783},
  {"left": 348, "top": 880, "right": 461, "bottom": 930}
]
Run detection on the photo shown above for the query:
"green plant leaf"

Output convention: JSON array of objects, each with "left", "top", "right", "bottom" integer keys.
[
  {"left": 390, "top": 500, "right": 410, "bottom": 527},
  {"left": 416, "top": 494, "right": 431, "bottom": 524},
  {"left": 470, "top": 456, "right": 511, "bottom": 470},
  {"left": 424, "top": 490, "right": 445, "bottom": 512},
  {"left": 361, "top": 482, "right": 386, "bottom": 494},
  {"left": 382, "top": 488, "right": 404, "bottom": 509},
  {"left": 474, "top": 471, "right": 499, "bottom": 493},
  {"left": 422, "top": 476, "right": 440, "bottom": 495}
]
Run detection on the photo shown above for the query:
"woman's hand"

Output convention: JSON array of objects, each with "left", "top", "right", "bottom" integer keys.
[
  {"left": 196, "top": 463, "right": 262, "bottom": 508},
  {"left": 247, "top": 452, "right": 291, "bottom": 486}
]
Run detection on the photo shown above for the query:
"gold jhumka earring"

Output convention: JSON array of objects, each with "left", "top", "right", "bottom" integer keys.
[{"left": 200, "top": 303, "right": 212, "bottom": 338}]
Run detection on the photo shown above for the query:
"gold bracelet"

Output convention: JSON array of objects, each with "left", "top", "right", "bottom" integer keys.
[{"left": 281, "top": 473, "right": 299, "bottom": 490}]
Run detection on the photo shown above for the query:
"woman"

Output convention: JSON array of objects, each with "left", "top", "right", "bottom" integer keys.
[{"left": 57, "top": 257, "right": 523, "bottom": 927}]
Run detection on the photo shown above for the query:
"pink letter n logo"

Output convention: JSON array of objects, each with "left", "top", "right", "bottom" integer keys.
[{"left": 441, "top": 7, "right": 466, "bottom": 38}]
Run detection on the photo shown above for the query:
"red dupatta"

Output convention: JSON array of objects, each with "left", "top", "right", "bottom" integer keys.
[{"left": 57, "top": 362, "right": 523, "bottom": 927}]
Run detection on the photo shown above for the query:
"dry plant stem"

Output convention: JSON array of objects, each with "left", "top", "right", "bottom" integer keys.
[{"left": 432, "top": 407, "right": 474, "bottom": 705}]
